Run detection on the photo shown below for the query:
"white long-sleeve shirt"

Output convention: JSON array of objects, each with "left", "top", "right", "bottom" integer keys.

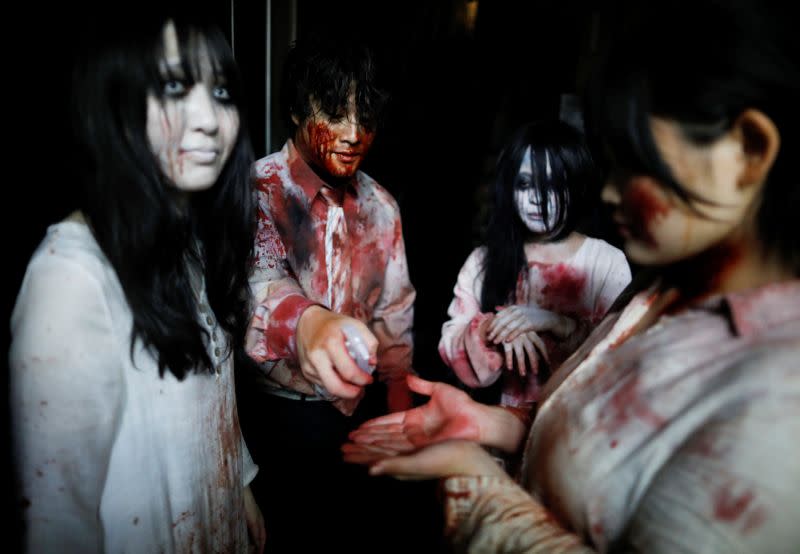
[
  {"left": 442, "top": 280, "right": 800, "bottom": 553},
  {"left": 10, "top": 220, "right": 258, "bottom": 553}
]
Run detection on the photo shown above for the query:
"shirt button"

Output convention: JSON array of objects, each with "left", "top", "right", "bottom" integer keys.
[
  {"left": 214, "top": 347, "right": 221, "bottom": 357},
  {"left": 206, "top": 315, "right": 213, "bottom": 325}
]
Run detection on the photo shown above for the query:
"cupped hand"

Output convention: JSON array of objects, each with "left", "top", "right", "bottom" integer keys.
[{"left": 345, "top": 375, "right": 483, "bottom": 458}]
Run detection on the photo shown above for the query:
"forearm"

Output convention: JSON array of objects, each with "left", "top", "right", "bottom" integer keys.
[
  {"left": 372, "top": 279, "right": 416, "bottom": 383},
  {"left": 246, "top": 275, "right": 319, "bottom": 362},
  {"left": 475, "top": 402, "right": 528, "bottom": 453},
  {"left": 444, "top": 476, "right": 594, "bottom": 554}
]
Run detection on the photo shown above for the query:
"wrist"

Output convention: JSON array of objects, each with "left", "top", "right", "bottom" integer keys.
[
  {"left": 297, "top": 304, "right": 327, "bottom": 336},
  {"left": 475, "top": 403, "right": 528, "bottom": 453}
]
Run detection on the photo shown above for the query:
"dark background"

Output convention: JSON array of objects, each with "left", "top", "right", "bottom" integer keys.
[{"left": 5, "top": 1, "right": 622, "bottom": 550}]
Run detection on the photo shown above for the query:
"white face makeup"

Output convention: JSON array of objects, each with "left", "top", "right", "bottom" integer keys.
[
  {"left": 514, "top": 147, "right": 558, "bottom": 234},
  {"left": 146, "top": 21, "right": 240, "bottom": 192}
]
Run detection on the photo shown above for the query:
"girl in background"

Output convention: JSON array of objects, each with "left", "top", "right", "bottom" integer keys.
[{"left": 439, "top": 120, "right": 630, "bottom": 415}]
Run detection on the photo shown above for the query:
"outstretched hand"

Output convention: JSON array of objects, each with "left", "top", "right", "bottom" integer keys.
[
  {"left": 366, "top": 439, "right": 509, "bottom": 481},
  {"left": 342, "top": 375, "right": 484, "bottom": 465}
]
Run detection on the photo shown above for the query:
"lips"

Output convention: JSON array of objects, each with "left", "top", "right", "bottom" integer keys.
[
  {"left": 334, "top": 151, "right": 361, "bottom": 163},
  {"left": 181, "top": 148, "right": 219, "bottom": 164}
]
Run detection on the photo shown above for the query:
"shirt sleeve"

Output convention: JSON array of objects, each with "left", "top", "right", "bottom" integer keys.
[
  {"left": 438, "top": 248, "right": 504, "bottom": 388},
  {"left": 371, "top": 214, "right": 416, "bottom": 385},
  {"left": 443, "top": 475, "right": 595, "bottom": 553},
  {"left": 245, "top": 189, "right": 318, "bottom": 364},
  {"left": 10, "top": 251, "right": 125, "bottom": 553}
]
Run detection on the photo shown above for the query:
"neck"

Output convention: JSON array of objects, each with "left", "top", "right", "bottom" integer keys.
[{"left": 663, "top": 232, "right": 791, "bottom": 303}]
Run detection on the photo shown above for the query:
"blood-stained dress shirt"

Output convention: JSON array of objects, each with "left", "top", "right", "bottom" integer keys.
[
  {"left": 442, "top": 280, "right": 800, "bottom": 553},
  {"left": 245, "top": 140, "right": 416, "bottom": 415}
]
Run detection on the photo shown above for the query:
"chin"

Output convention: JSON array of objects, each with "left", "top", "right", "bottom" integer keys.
[{"left": 173, "top": 172, "right": 221, "bottom": 192}]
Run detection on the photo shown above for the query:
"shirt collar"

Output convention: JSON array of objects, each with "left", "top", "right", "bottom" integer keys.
[
  {"left": 286, "top": 139, "right": 327, "bottom": 201},
  {"left": 700, "top": 280, "right": 800, "bottom": 337}
]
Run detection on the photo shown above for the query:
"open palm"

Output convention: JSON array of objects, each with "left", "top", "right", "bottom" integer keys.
[{"left": 342, "top": 375, "right": 483, "bottom": 464}]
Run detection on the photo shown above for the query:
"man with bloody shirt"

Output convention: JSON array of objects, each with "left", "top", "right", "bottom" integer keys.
[{"left": 238, "top": 35, "right": 419, "bottom": 552}]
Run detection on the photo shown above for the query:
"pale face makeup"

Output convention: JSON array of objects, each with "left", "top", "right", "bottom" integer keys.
[
  {"left": 602, "top": 116, "right": 751, "bottom": 265},
  {"left": 514, "top": 147, "right": 558, "bottom": 233},
  {"left": 292, "top": 85, "right": 376, "bottom": 179},
  {"left": 146, "top": 21, "right": 240, "bottom": 192}
]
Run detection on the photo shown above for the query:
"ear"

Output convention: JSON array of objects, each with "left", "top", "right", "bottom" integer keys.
[{"left": 733, "top": 108, "right": 780, "bottom": 190}]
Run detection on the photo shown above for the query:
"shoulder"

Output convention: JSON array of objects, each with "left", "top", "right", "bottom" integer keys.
[
  {"left": 580, "top": 236, "right": 627, "bottom": 260},
  {"left": 465, "top": 246, "right": 488, "bottom": 269},
  {"left": 22, "top": 221, "right": 111, "bottom": 290},
  {"left": 253, "top": 149, "right": 289, "bottom": 179},
  {"left": 10, "top": 221, "right": 119, "bottom": 358},
  {"left": 252, "top": 149, "right": 293, "bottom": 199},
  {"left": 576, "top": 236, "right": 631, "bottom": 275},
  {"left": 355, "top": 171, "right": 401, "bottom": 215}
]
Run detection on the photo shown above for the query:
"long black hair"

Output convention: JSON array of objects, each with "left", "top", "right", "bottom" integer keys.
[
  {"left": 587, "top": 0, "right": 800, "bottom": 274},
  {"left": 480, "top": 120, "right": 599, "bottom": 312},
  {"left": 71, "top": 7, "right": 256, "bottom": 379}
]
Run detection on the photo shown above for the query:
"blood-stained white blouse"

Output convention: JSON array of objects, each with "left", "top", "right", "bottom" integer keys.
[
  {"left": 10, "top": 220, "right": 258, "bottom": 553},
  {"left": 442, "top": 280, "right": 800, "bottom": 553}
]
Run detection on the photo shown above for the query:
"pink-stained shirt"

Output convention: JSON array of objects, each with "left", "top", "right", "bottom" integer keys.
[
  {"left": 442, "top": 280, "right": 800, "bottom": 553},
  {"left": 245, "top": 140, "right": 416, "bottom": 415},
  {"left": 439, "top": 238, "right": 631, "bottom": 408}
]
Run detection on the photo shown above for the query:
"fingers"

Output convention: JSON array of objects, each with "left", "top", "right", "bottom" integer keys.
[
  {"left": 521, "top": 335, "right": 539, "bottom": 377},
  {"left": 406, "top": 374, "right": 435, "bottom": 397},
  {"left": 489, "top": 310, "right": 527, "bottom": 343},
  {"left": 341, "top": 442, "right": 399, "bottom": 465},
  {"left": 368, "top": 440, "right": 481, "bottom": 479},
  {"left": 514, "top": 339, "right": 527, "bottom": 377},
  {"left": 487, "top": 308, "right": 515, "bottom": 342},
  {"left": 527, "top": 331, "right": 550, "bottom": 363},
  {"left": 349, "top": 425, "right": 409, "bottom": 444},
  {"left": 351, "top": 413, "right": 405, "bottom": 433},
  {"left": 503, "top": 342, "right": 513, "bottom": 371},
  {"left": 368, "top": 454, "right": 433, "bottom": 479},
  {"left": 305, "top": 350, "right": 363, "bottom": 399},
  {"left": 328, "top": 335, "right": 373, "bottom": 386}
]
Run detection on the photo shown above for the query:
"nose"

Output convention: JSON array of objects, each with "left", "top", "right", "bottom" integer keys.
[
  {"left": 186, "top": 85, "right": 219, "bottom": 135},
  {"left": 339, "top": 112, "right": 362, "bottom": 145}
]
